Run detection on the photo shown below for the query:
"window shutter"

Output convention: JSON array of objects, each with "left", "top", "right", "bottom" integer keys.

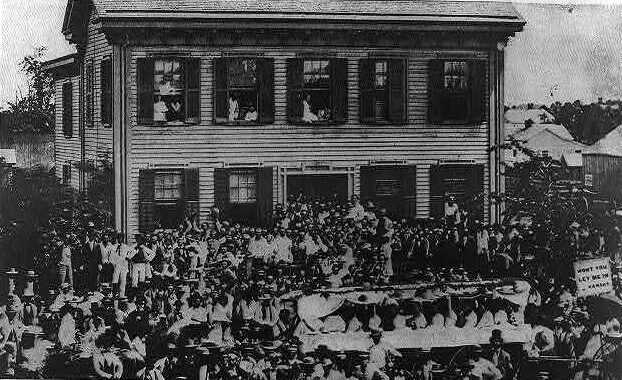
[
  {"left": 468, "top": 60, "right": 486, "bottom": 124},
  {"left": 62, "top": 82, "right": 73, "bottom": 138},
  {"left": 468, "top": 164, "right": 485, "bottom": 220},
  {"left": 331, "top": 58, "right": 348, "bottom": 124},
  {"left": 360, "top": 166, "right": 376, "bottom": 201},
  {"left": 388, "top": 59, "right": 407, "bottom": 124},
  {"left": 185, "top": 58, "right": 201, "bottom": 124},
  {"left": 256, "top": 167, "right": 273, "bottom": 226},
  {"left": 257, "top": 58, "right": 275, "bottom": 124},
  {"left": 429, "top": 165, "right": 444, "bottom": 218},
  {"left": 137, "top": 58, "right": 154, "bottom": 124},
  {"left": 214, "top": 168, "right": 230, "bottom": 216},
  {"left": 183, "top": 168, "right": 200, "bottom": 220},
  {"left": 213, "top": 58, "right": 228, "bottom": 122},
  {"left": 287, "top": 58, "right": 304, "bottom": 123},
  {"left": 100, "top": 58, "right": 112, "bottom": 126},
  {"left": 428, "top": 59, "right": 444, "bottom": 123},
  {"left": 85, "top": 62, "right": 94, "bottom": 127},
  {"left": 138, "top": 169, "right": 155, "bottom": 233},
  {"left": 359, "top": 59, "right": 375, "bottom": 123},
  {"left": 400, "top": 165, "right": 417, "bottom": 218}
]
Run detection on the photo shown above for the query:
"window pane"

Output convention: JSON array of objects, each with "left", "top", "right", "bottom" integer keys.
[
  {"left": 228, "top": 58, "right": 256, "bottom": 88},
  {"left": 154, "top": 59, "right": 185, "bottom": 123},
  {"left": 229, "top": 171, "right": 256, "bottom": 203},
  {"left": 155, "top": 172, "right": 182, "bottom": 200},
  {"left": 443, "top": 61, "right": 467, "bottom": 90},
  {"left": 375, "top": 61, "right": 387, "bottom": 88}
]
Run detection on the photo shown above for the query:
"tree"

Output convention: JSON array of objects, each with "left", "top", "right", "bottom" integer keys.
[{"left": 3, "top": 46, "right": 55, "bottom": 134}]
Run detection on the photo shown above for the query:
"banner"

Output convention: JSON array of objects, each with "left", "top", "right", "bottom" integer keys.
[{"left": 574, "top": 257, "right": 612, "bottom": 297}]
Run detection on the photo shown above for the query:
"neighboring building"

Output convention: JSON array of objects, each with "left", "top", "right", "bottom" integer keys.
[
  {"left": 560, "top": 152, "right": 583, "bottom": 181},
  {"left": 0, "top": 149, "right": 17, "bottom": 188},
  {"left": 591, "top": 124, "right": 622, "bottom": 157},
  {"left": 45, "top": 0, "right": 524, "bottom": 237},
  {"left": 504, "top": 106, "right": 555, "bottom": 137},
  {"left": 505, "top": 122, "right": 588, "bottom": 166}
]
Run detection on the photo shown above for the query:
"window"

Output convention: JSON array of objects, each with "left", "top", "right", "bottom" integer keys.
[
  {"left": 62, "top": 81, "right": 73, "bottom": 138},
  {"left": 137, "top": 57, "right": 200, "bottom": 125},
  {"left": 85, "top": 62, "right": 94, "bottom": 127},
  {"left": 287, "top": 58, "right": 347, "bottom": 124},
  {"left": 214, "top": 58, "right": 274, "bottom": 124},
  {"left": 62, "top": 164, "right": 71, "bottom": 185},
  {"left": 229, "top": 171, "right": 257, "bottom": 204},
  {"left": 375, "top": 179, "right": 401, "bottom": 197},
  {"left": 359, "top": 58, "right": 406, "bottom": 123},
  {"left": 429, "top": 59, "right": 485, "bottom": 124},
  {"left": 101, "top": 58, "right": 112, "bottom": 127},
  {"left": 154, "top": 171, "right": 183, "bottom": 201}
]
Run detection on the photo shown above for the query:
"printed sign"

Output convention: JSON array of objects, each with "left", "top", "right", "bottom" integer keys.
[
  {"left": 584, "top": 174, "right": 593, "bottom": 187},
  {"left": 574, "top": 257, "right": 612, "bottom": 297}
]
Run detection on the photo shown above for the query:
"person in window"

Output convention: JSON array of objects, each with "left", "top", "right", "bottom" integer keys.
[
  {"left": 154, "top": 96, "right": 168, "bottom": 122},
  {"left": 244, "top": 105, "right": 258, "bottom": 122},
  {"left": 302, "top": 94, "right": 319, "bottom": 123},
  {"left": 167, "top": 96, "right": 183, "bottom": 122},
  {"left": 228, "top": 94, "right": 240, "bottom": 121}
]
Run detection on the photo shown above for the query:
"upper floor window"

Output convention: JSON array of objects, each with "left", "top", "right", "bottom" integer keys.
[
  {"left": 287, "top": 58, "right": 347, "bottom": 124},
  {"left": 359, "top": 58, "right": 407, "bottom": 124},
  {"left": 214, "top": 57, "right": 274, "bottom": 124},
  {"left": 62, "top": 81, "right": 73, "bottom": 138},
  {"left": 137, "top": 57, "right": 200, "bottom": 125},
  {"left": 154, "top": 171, "right": 183, "bottom": 201},
  {"left": 100, "top": 58, "right": 112, "bottom": 127},
  {"left": 428, "top": 59, "right": 485, "bottom": 124}
]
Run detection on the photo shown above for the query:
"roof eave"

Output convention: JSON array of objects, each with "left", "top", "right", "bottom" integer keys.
[{"left": 100, "top": 13, "right": 525, "bottom": 34}]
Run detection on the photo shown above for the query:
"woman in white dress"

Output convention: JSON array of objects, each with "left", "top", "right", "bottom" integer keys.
[{"left": 302, "top": 94, "right": 319, "bottom": 123}]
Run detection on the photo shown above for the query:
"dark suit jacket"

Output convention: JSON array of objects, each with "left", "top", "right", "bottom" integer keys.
[{"left": 82, "top": 241, "right": 102, "bottom": 270}]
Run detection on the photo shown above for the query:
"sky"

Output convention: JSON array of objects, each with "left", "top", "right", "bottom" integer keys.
[{"left": 0, "top": 0, "right": 621, "bottom": 107}]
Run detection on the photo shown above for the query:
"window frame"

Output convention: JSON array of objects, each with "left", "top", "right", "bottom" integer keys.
[
  {"left": 428, "top": 59, "right": 486, "bottom": 125},
  {"left": 228, "top": 170, "right": 257, "bottom": 204},
  {"left": 301, "top": 58, "right": 334, "bottom": 124},
  {"left": 137, "top": 56, "right": 201, "bottom": 126},
  {"left": 359, "top": 57, "right": 407, "bottom": 125},
  {"left": 154, "top": 170, "right": 184, "bottom": 203},
  {"left": 215, "top": 57, "right": 262, "bottom": 126}
]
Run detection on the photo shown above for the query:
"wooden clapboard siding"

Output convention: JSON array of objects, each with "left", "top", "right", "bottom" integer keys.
[
  {"left": 124, "top": 46, "right": 494, "bottom": 236},
  {"left": 54, "top": 76, "right": 81, "bottom": 189},
  {"left": 82, "top": 8, "right": 113, "bottom": 165}
]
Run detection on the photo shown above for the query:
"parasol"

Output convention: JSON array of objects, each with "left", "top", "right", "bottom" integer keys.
[{"left": 588, "top": 292, "right": 622, "bottom": 321}]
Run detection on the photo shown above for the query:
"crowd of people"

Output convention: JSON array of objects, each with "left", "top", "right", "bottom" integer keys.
[{"left": 3, "top": 195, "right": 622, "bottom": 379}]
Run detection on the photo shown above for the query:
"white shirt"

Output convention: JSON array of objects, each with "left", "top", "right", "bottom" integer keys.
[{"left": 274, "top": 236, "right": 293, "bottom": 263}]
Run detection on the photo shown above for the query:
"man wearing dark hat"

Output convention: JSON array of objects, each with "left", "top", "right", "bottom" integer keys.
[{"left": 486, "top": 329, "right": 513, "bottom": 380}]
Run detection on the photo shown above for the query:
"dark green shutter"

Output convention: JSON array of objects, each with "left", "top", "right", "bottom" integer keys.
[
  {"left": 332, "top": 58, "right": 348, "bottom": 124},
  {"left": 429, "top": 165, "right": 444, "bottom": 219},
  {"left": 469, "top": 60, "right": 486, "bottom": 124},
  {"left": 256, "top": 167, "right": 274, "bottom": 226},
  {"left": 214, "top": 168, "right": 230, "bottom": 216},
  {"left": 138, "top": 169, "right": 155, "bottom": 233},
  {"left": 185, "top": 58, "right": 201, "bottom": 124},
  {"left": 360, "top": 166, "right": 376, "bottom": 202},
  {"left": 388, "top": 59, "right": 407, "bottom": 124},
  {"left": 213, "top": 58, "right": 228, "bottom": 122},
  {"left": 62, "top": 81, "right": 73, "bottom": 138},
  {"left": 257, "top": 58, "right": 274, "bottom": 124},
  {"left": 428, "top": 59, "right": 444, "bottom": 123},
  {"left": 287, "top": 58, "right": 304, "bottom": 123},
  {"left": 100, "top": 58, "right": 112, "bottom": 126},
  {"left": 359, "top": 59, "right": 375, "bottom": 123},
  {"left": 184, "top": 168, "right": 200, "bottom": 219},
  {"left": 137, "top": 58, "right": 154, "bottom": 124},
  {"left": 401, "top": 165, "right": 417, "bottom": 218}
]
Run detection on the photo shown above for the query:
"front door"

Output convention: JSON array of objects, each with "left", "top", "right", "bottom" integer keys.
[{"left": 287, "top": 174, "right": 348, "bottom": 203}]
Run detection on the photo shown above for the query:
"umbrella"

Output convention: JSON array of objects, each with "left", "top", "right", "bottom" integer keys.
[{"left": 588, "top": 292, "right": 622, "bottom": 322}]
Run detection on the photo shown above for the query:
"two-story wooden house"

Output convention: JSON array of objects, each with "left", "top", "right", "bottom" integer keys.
[{"left": 45, "top": 0, "right": 524, "bottom": 237}]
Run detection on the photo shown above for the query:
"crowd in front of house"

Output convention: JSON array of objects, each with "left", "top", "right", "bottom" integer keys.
[{"left": 2, "top": 194, "right": 622, "bottom": 379}]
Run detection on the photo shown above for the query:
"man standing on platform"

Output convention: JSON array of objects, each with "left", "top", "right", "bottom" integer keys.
[{"left": 111, "top": 232, "right": 131, "bottom": 298}]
